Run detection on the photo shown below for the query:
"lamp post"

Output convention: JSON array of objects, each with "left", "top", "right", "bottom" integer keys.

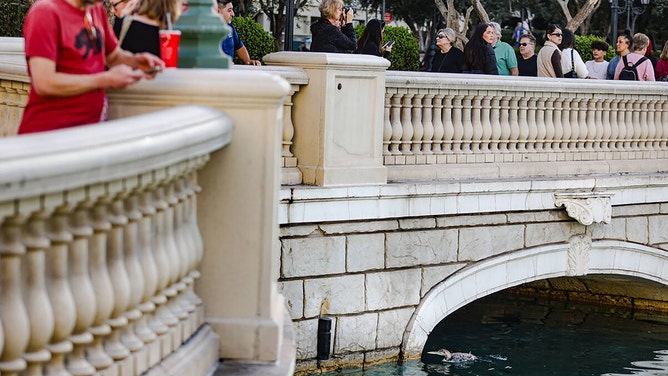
[{"left": 610, "top": 0, "right": 650, "bottom": 44}]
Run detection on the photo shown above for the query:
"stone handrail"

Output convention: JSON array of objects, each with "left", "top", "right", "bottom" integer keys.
[
  {"left": 0, "top": 105, "right": 232, "bottom": 375},
  {"left": 0, "top": 37, "right": 28, "bottom": 136},
  {"left": 384, "top": 72, "right": 668, "bottom": 180}
]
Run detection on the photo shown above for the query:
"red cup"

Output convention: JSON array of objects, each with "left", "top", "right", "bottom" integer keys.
[{"left": 159, "top": 29, "right": 181, "bottom": 68}]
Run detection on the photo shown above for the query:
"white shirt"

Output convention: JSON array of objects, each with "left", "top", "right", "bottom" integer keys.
[
  {"left": 561, "top": 48, "right": 589, "bottom": 78},
  {"left": 585, "top": 60, "right": 609, "bottom": 79}
]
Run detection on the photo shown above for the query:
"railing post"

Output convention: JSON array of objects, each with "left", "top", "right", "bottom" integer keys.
[{"left": 264, "top": 52, "right": 388, "bottom": 186}]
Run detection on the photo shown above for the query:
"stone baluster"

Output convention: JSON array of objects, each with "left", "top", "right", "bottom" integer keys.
[
  {"left": 498, "top": 96, "right": 510, "bottom": 152},
  {"left": 184, "top": 169, "right": 205, "bottom": 319},
  {"left": 441, "top": 95, "right": 454, "bottom": 153},
  {"left": 617, "top": 97, "right": 629, "bottom": 150},
  {"left": 577, "top": 97, "right": 589, "bottom": 150},
  {"left": 591, "top": 98, "right": 603, "bottom": 151},
  {"left": 122, "top": 188, "right": 150, "bottom": 373},
  {"left": 603, "top": 98, "right": 616, "bottom": 151},
  {"left": 400, "top": 93, "right": 414, "bottom": 155},
  {"left": 23, "top": 210, "right": 55, "bottom": 376},
  {"left": 383, "top": 91, "right": 393, "bottom": 156},
  {"left": 152, "top": 179, "right": 179, "bottom": 353},
  {"left": 661, "top": 101, "right": 668, "bottom": 149},
  {"left": 562, "top": 97, "right": 580, "bottom": 153},
  {"left": 517, "top": 97, "right": 529, "bottom": 152},
  {"left": 173, "top": 174, "right": 199, "bottom": 330},
  {"left": 542, "top": 96, "right": 555, "bottom": 153},
  {"left": 638, "top": 99, "right": 650, "bottom": 151},
  {"left": 281, "top": 86, "right": 298, "bottom": 166},
  {"left": 489, "top": 95, "right": 501, "bottom": 153},
  {"left": 630, "top": 98, "right": 642, "bottom": 150},
  {"left": 421, "top": 93, "right": 435, "bottom": 156},
  {"left": 45, "top": 207, "right": 78, "bottom": 376},
  {"left": 389, "top": 93, "right": 403, "bottom": 156},
  {"left": 411, "top": 92, "right": 425, "bottom": 156},
  {"left": 87, "top": 198, "right": 115, "bottom": 371},
  {"left": 67, "top": 203, "right": 97, "bottom": 376},
  {"left": 451, "top": 93, "right": 464, "bottom": 153},
  {"left": 137, "top": 187, "right": 165, "bottom": 369},
  {"left": 479, "top": 96, "right": 492, "bottom": 153},
  {"left": 552, "top": 97, "right": 564, "bottom": 152},
  {"left": 431, "top": 94, "right": 445, "bottom": 154},
  {"left": 470, "top": 94, "right": 484, "bottom": 153},
  {"left": 460, "top": 94, "right": 473, "bottom": 153},
  {"left": 0, "top": 216, "right": 30, "bottom": 376},
  {"left": 507, "top": 96, "right": 520, "bottom": 153},
  {"left": 532, "top": 98, "right": 545, "bottom": 152},
  {"left": 105, "top": 196, "right": 134, "bottom": 367},
  {"left": 649, "top": 99, "right": 660, "bottom": 150}
]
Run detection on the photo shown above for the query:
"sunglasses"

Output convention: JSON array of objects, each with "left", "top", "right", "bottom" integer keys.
[
  {"left": 83, "top": 7, "right": 97, "bottom": 43},
  {"left": 519, "top": 42, "right": 531, "bottom": 46},
  {"left": 551, "top": 33, "right": 563, "bottom": 37},
  {"left": 436, "top": 34, "right": 446, "bottom": 39}
]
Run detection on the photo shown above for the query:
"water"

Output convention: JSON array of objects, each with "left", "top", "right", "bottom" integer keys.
[{"left": 318, "top": 291, "right": 668, "bottom": 375}]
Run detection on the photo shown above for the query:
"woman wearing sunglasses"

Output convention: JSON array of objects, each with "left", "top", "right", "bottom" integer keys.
[
  {"left": 19, "top": 0, "right": 164, "bottom": 134},
  {"left": 537, "top": 24, "right": 564, "bottom": 78},
  {"left": 430, "top": 28, "right": 463, "bottom": 73}
]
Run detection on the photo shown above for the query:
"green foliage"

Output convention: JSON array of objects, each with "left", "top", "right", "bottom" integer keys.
[
  {"left": 230, "top": 16, "right": 275, "bottom": 64},
  {"left": 0, "top": 1, "right": 30, "bottom": 37},
  {"left": 355, "top": 24, "right": 420, "bottom": 71},
  {"left": 574, "top": 34, "right": 616, "bottom": 62}
]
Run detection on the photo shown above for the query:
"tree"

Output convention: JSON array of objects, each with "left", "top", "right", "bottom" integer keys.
[{"left": 257, "top": 0, "right": 313, "bottom": 51}]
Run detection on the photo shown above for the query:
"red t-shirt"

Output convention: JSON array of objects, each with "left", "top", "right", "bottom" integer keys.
[{"left": 19, "top": 0, "right": 118, "bottom": 134}]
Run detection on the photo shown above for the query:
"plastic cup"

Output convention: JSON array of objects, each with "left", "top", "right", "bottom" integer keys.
[{"left": 159, "top": 29, "right": 181, "bottom": 68}]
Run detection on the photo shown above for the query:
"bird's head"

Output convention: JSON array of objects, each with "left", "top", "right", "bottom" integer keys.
[{"left": 427, "top": 349, "right": 452, "bottom": 360}]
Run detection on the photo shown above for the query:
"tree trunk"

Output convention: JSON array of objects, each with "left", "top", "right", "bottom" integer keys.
[
  {"left": 556, "top": 0, "right": 573, "bottom": 22},
  {"left": 565, "top": 0, "right": 601, "bottom": 31},
  {"left": 471, "top": 0, "right": 490, "bottom": 24}
]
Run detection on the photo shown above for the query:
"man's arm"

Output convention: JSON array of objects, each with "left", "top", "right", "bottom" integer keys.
[
  {"left": 28, "top": 56, "right": 144, "bottom": 97},
  {"left": 107, "top": 47, "right": 165, "bottom": 73},
  {"left": 510, "top": 67, "right": 519, "bottom": 76},
  {"left": 235, "top": 46, "right": 260, "bottom": 66}
]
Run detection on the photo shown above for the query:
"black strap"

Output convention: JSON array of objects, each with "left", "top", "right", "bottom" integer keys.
[
  {"left": 570, "top": 49, "right": 574, "bottom": 74},
  {"left": 623, "top": 54, "right": 648, "bottom": 69}
]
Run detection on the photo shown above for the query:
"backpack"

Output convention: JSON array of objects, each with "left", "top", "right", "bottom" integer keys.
[{"left": 618, "top": 55, "right": 648, "bottom": 80}]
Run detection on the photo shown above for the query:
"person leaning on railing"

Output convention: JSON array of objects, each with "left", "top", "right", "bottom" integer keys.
[
  {"left": 18, "top": 0, "right": 165, "bottom": 135},
  {"left": 310, "top": 0, "right": 357, "bottom": 53}
]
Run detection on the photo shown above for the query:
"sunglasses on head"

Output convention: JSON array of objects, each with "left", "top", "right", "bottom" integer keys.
[{"left": 436, "top": 34, "right": 446, "bottom": 39}]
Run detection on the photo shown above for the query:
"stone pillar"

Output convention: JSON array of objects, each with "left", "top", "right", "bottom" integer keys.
[{"left": 263, "top": 52, "right": 389, "bottom": 186}]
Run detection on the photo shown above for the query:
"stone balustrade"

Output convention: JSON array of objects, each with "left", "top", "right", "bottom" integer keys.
[{"left": 0, "top": 105, "right": 232, "bottom": 375}]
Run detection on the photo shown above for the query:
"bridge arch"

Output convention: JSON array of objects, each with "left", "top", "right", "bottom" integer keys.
[{"left": 401, "top": 238, "right": 668, "bottom": 357}]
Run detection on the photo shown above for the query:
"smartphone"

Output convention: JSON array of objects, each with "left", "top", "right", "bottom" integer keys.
[
  {"left": 385, "top": 40, "right": 395, "bottom": 48},
  {"left": 144, "top": 65, "right": 163, "bottom": 74}
]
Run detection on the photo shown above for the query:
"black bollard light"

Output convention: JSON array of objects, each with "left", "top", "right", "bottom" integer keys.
[{"left": 317, "top": 317, "right": 332, "bottom": 360}]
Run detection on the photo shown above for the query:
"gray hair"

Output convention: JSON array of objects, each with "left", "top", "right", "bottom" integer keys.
[{"left": 489, "top": 22, "right": 502, "bottom": 37}]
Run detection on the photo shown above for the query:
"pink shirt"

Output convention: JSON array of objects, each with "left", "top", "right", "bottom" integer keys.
[{"left": 613, "top": 52, "right": 656, "bottom": 81}]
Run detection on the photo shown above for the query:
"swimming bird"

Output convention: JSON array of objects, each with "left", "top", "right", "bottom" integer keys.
[{"left": 427, "top": 349, "right": 478, "bottom": 362}]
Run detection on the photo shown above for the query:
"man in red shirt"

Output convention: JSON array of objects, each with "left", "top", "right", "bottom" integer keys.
[{"left": 19, "top": 0, "right": 165, "bottom": 134}]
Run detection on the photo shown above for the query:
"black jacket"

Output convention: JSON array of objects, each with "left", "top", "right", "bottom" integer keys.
[
  {"left": 430, "top": 47, "right": 463, "bottom": 73},
  {"left": 310, "top": 18, "right": 357, "bottom": 53}
]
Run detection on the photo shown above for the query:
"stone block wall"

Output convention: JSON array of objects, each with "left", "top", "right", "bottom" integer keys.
[{"left": 280, "top": 202, "right": 668, "bottom": 373}]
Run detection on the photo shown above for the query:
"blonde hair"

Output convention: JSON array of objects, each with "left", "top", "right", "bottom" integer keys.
[
  {"left": 319, "top": 0, "right": 343, "bottom": 20},
  {"left": 632, "top": 32, "right": 649, "bottom": 52},
  {"left": 137, "top": 0, "right": 182, "bottom": 29},
  {"left": 660, "top": 41, "right": 668, "bottom": 61}
]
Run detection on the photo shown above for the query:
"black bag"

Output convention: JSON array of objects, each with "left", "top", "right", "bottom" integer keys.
[
  {"left": 619, "top": 55, "right": 648, "bottom": 80},
  {"left": 563, "top": 49, "right": 576, "bottom": 78}
]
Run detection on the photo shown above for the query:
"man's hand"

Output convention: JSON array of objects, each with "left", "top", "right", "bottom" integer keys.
[
  {"left": 134, "top": 52, "right": 166, "bottom": 78},
  {"left": 245, "top": 59, "right": 261, "bottom": 66},
  {"left": 105, "top": 65, "right": 145, "bottom": 89}
]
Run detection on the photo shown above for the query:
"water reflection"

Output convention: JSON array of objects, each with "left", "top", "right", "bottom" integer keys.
[{"left": 317, "top": 290, "right": 668, "bottom": 376}]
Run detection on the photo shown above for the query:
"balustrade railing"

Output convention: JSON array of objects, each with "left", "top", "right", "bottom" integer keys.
[
  {"left": 0, "top": 105, "right": 232, "bottom": 375},
  {"left": 384, "top": 72, "right": 668, "bottom": 166}
]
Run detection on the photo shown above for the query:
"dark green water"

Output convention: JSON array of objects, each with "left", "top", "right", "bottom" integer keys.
[{"left": 319, "top": 291, "right": 668, "bottom": 375}]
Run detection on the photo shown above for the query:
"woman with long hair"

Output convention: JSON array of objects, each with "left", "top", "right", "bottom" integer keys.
[
  {"left": 654, "top": 41, "right": 668, "bottom": 81},
  {"left": 310, "top": 0, "right": 357, "bottom": 53},
  {"left": 430, "top": 27, "right": 463, "bottom": 73},
  {"left": 355, "top": 19, "right": 391, "bottom": 59},
  {"left": 113, "top": 0, "right": 183, "bottom": 57},
  {"left": 558, "top": 28, "right": 588, "bottom": 78},
  {"left": 462, "top": 23, "right": 498, "bottom": 74},
  {"left": 537, "top": 24, "right": 563, "bottom": 77}
]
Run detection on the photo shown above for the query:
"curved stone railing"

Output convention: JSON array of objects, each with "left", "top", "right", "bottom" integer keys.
[
  {"left": 0, "top": 105, "right": 232, "bottom": 375},
  {"left": 384, "top": 72, "right": 668, "bottom": 180},
  {"left": 0, "top": 37, "right": 28, "bottom": 137}
]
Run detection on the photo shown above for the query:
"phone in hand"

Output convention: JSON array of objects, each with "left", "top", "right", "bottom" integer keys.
[{"left": 384, "top": 40, "right": 395, "bottom": 48}]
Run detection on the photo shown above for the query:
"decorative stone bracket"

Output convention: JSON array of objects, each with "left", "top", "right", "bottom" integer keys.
[{"left": 554, "top": 191, "right": 614, "bottom": 225}]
